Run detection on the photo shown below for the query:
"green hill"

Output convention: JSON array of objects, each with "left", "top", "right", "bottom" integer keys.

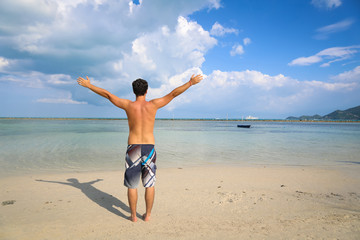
[
  {"left": 322, "top": 106, "right": 360, "bottom": 120},
  {"left": 286, "top": 105, "right": 360, "bottom": 120}
]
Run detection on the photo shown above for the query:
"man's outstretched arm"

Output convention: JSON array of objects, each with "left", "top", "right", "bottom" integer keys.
[
  {"left": 77, "top": 76, "right": 130, "bottom": 109},
  {"left": 151, "top": 74, "right": 203, "bottom": 109}
]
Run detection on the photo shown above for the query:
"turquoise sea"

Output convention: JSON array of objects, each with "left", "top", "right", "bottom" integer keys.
[{"left": 1, "top": 119, "right": 360, "bottom": 177}]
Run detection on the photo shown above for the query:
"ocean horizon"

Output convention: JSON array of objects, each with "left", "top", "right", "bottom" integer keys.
[{"left": 1, "top": 117, "right": 360, "bottom": 122}]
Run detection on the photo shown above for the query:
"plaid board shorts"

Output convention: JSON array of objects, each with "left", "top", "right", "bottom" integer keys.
[{"left": 124, "top": 144, "right": 157, "bottom": 188}]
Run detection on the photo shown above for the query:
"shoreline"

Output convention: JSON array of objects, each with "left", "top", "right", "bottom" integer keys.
[
  {"left": 1, "top": 165, "right": 359, "bottom": 239},
  {"left": 1, "top": 161, "right": 359, "bottom": 181}
]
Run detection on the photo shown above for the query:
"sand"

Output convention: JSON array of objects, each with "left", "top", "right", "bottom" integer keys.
[{"left": 1, "top": 165, "right": 359, "bottom": 240}]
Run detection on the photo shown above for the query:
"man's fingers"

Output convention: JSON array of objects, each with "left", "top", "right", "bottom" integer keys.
[
  {"left": 77, "top": 77, "right": 87, "bottom": 86},
  {"left": 191, "top": 74, "right": 203, "bottom": 80},
  {"left": 194, "top": 74, "right": 203, "bottom": 82}
]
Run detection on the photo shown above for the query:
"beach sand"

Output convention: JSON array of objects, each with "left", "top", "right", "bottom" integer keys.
[{"left": 1, "top": 166, "right": 359, "bottom": 239}]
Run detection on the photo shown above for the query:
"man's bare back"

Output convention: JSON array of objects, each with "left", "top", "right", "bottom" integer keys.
[{"left": 125, "top": 98, "right": 157, "bottom": 144}]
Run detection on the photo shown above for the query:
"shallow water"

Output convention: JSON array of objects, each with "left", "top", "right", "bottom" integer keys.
[{"left": 1, "top": 119, "right": 359, "bottom": 176}]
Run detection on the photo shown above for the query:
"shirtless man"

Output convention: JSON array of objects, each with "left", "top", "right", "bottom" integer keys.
[{"left": 77, "top": 74, "right": 203, "bottom": 222}]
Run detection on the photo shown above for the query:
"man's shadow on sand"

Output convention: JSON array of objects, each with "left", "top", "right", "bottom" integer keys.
[{"left": 36, "top": 178, "right": 141, "bottom": 220}]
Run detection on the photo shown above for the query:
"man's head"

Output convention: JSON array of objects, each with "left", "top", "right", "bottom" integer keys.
[{"left": 132, "top": 78, "right": 148, "bottom": 96}]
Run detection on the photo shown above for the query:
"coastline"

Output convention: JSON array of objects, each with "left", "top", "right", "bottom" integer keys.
[{"left": 1, "top": 165, "right": 359, "bottom": 239}]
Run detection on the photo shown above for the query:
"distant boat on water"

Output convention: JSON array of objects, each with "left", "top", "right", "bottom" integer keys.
[
  {"left": 237, "top": 124, "right": 251, "bottom": 128},
  {"left": 245, "top": 115, "right": 258, "bottom": 120}
]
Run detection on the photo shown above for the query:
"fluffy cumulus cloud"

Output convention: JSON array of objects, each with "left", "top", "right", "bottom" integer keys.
[
  {"left": 289, "top": 45, "right": 360, "bottom": 67},
  {"left": 196, "top": 66, "right": 359, "bottom": 117},
  {"left": 0, "top": 0, "right": 219, "bottom": 104},
  {"left": 114, "top": 16, "right": 216, "bottom": 86},
  {"left": 0, "top": 0, "right": 219, "bottom": 58}
]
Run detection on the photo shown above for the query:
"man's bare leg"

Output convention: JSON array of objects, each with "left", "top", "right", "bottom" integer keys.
[
  {"left": 143, "top": 186, "right": 155, "bottom": 221},
  {"left": 127, "top": 188, "right": 138, "bottom": 222}
]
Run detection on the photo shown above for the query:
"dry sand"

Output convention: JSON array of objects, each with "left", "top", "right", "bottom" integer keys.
[{"left": 1, "top": 165, "right": 360, "bottom": 239}]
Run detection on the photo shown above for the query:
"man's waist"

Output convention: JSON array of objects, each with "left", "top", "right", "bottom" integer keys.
[{"left": 128, "top": 135, "right": 155, "bottom": 145}]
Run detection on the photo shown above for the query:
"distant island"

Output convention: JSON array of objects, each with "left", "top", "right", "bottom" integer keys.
[{"left": 286, "top": 105, "right": 360, "bottom": 121}]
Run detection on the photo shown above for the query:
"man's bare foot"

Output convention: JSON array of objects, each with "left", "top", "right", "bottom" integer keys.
[
  {"left": 142, "top": 213, "right": 150, "bottom": 222},
  {"left": 129, "top": 215, "right": 137, "bottom": 222}
]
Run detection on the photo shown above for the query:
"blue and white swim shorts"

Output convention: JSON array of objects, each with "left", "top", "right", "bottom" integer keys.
[{"left": 124, "top": 144, "right": 157, "bottom": 188}]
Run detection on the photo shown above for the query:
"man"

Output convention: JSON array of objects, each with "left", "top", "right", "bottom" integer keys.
[{"left": 77, "top": 74, "right": 203, "bottom": 222}]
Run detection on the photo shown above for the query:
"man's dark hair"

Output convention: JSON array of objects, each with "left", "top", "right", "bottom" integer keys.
[{"left": 132, "top": 78, "right": 148, "bottom": 96}]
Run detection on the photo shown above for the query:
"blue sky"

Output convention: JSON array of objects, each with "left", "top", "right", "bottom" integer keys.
[{"left": 1, "top": 0, "right": 359, "bottom": 119}]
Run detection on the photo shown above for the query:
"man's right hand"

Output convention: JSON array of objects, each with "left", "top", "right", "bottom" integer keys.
[
  {"left": 77, "top": 76, "right": 91, "bottom": 88},
  {"left": 189, "top": 74, "right": 203, "bottom": 86}
]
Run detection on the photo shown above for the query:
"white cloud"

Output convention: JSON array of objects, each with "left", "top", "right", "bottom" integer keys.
[
  {"left": 208, "top": 70, "right": 293, "bottom": 90},
  {"left": 311, "top": 0, "right": 342, "bottom": 9},
  {"left": 0, "top": 0, "right": 217, "bottom": 57},
  {"left": 191, "top": 68, "right": 358, "bottom": 117},
  {"left": 230, "top": 44, "right": 244, "bottom": 56},
  {"left": 317, "top": 46, "right": 359, "bottom": 57},
  {"left": 243, "top": 38, "right": 251, "bottom": 46},
  {"left": 47, "top": 74, "right": 74, "bottom": 85},
  {"left": 0, "top": 0, "right": 218, "bottom": 101},
  {"left": 210, "top": 22, "right": 238, "bottom": 36},
  {"left": 208, "top": 0, "right": 222, "bottom": 10},
  {"left": 289, "top": 45, "right": 360, "bottom": 67},
  {"left": 306, "top": 80, "right": 356, "bottom": 91},
  {"left": 0, "top": 68, "right": 75, "bottom": 89},
  {"left": 229, "top": 38, "right": 251, "bottom": 57},
  {"left": 107, "top": 16, "right": 216, "bottom": 90},
  {"left": 315, "top": 19, "right": 354, "bottom": 39},
  {"left": 331, "top": 65, "right": 360, "bottom": 82},
  {"left": 0, "top": 57, "right": 10, "bottom": 71},
  {"left": 37, "top": 97, "right": 87, "bottom": 104},
  {"left": 289, "top": 55, "right": 323, "bottom": 66}
]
